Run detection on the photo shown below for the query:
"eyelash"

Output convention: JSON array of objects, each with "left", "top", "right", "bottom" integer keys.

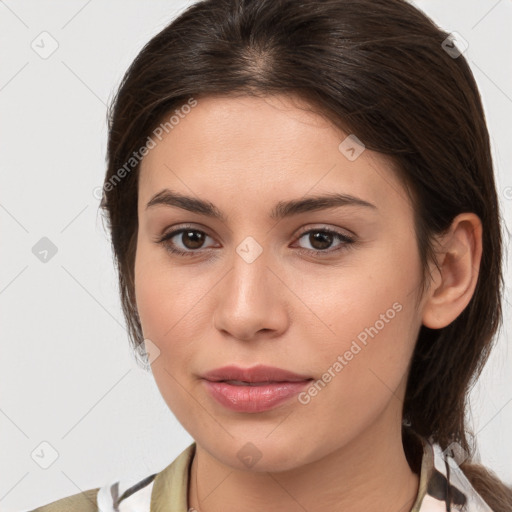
[{"left": 155, "top": 224, "right": 356, "bottom": 258}]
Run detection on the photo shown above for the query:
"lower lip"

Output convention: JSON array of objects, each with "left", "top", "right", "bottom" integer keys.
[{"left": 202, "top": 379, "right": 312, "bottom": 413}]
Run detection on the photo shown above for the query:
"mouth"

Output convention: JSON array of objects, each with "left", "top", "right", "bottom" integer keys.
[
  {"left": 201, "top": 364, "right": 313, "bottom": 384},
  {"left": 200, "top": 365, "right": 314, "bottom": 413},
  {"left": 217, "top": 379, "right": 312, "bottom": 386}
]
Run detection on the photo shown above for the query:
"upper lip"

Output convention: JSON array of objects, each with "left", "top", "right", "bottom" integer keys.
[{"left": 201, "top": 364, "right": 313, "bottom": 383}]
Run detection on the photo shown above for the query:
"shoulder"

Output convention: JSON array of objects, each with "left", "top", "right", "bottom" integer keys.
[
  {"left": 28, "top": 488, "right": 100, "bottom": 512},
  {"left": 27, "top": 443, "right": 196, "bottom": 512}
]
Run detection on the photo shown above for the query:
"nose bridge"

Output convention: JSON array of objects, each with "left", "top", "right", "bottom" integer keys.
[
  {"left": 213, "top": 233, "right": 287, "bottom": 339},
  {"left": 228, "top": 234, "right": 270, "bottom": 304},
  {"left": 235, "top": 234, "right": 266, "bottom": 267}
]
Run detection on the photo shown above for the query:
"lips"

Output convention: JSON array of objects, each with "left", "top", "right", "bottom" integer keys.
[
  {"left": 200, "top": 364, "right": 313, "bottom": 413},
  {"left": 201, "top": 364, "right": 313, "bottom": 384}
]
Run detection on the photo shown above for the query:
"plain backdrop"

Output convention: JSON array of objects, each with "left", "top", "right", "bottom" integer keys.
[{"left": 0, "top": 1, "right": 511, "bottom": 510}]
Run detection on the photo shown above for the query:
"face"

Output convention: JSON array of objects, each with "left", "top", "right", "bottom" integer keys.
[{"left": 134, "top": 94, "right": 426, "bottom": 472}]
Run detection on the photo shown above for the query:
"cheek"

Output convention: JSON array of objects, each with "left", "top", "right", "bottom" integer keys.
[
  {"left": 293, "top": 255, "right": 417, "bottom": 349},
  {"left": 134, "top": 250, "right": 203, "bottom": 422},
  {"left": 134, "top": 243, "right": 215, "bottom": 404},
  {"left": 294, "top": 288, "right": 417, "bottom": 446},
  {"left": 293, "top": 245, "right": 421, "bottom": 403},
  {"left": 134, "top": 265, "right": 170, "bottom": 343},
  {"left": 134, "top": 240, "right": 206, "bottom": 342}
]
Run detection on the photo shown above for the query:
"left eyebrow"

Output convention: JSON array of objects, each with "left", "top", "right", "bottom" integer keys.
[{"left": 145, "top": 188, "right": 377, "bottom": 222}]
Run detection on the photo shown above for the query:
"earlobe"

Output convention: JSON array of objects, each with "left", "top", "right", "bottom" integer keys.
[{"left": 421, "top": 213, "right": 483, "bottom": 329}]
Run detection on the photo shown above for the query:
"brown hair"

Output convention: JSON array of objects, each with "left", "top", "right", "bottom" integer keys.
[{"left": 100, "top": 0, "right": 511, "bottom": 508}]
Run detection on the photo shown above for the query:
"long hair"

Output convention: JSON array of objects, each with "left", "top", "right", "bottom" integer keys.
[{"left": 100, "top": 0, "right": 512, "bottom": 508}]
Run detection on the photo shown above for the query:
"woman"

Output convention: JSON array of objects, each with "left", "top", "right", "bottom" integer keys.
[{"left": 31, "top": 0, "right": 512, "bottom": 510}]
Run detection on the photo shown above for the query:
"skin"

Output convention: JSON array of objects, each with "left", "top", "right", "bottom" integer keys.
[{"left": 134, "top": 94, "right": 482, "bottom": 512}]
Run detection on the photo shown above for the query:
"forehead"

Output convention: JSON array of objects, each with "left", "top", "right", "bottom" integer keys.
[
  {"left": 141, "top": 94, "right": 340, "bottom": 171},
  {"left": 138, "top": 94, "right": 412, "bottom": 220}
]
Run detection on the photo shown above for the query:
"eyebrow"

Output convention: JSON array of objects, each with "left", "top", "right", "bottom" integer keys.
[{"left": 145, "top": 188, "right": 377, "bottom": 221}]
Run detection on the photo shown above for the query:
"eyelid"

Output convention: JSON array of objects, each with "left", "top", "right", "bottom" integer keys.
[
  {"left": 158, "top": 223, "right": 355, "bottom": 240},
  {"left": 291, "top": 226, "right": 356, "bottom": 254},
  {"left": 156, "top": 223, "right": 217, "bottom": 247},
  {"left": 293, "top": 223, "right": 356, "bottom": 239},
  {"left": 156, "top": 223, "right": 357, "bottom": 257}
]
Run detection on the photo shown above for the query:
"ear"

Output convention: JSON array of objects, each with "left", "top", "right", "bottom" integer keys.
[{"left": 422, "top": 213, "right": 483, "bottom": 329}]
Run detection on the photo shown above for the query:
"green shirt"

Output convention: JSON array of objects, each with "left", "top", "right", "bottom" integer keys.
[{"left": 29, "top": 437, "right": 493, "bottom": 511}]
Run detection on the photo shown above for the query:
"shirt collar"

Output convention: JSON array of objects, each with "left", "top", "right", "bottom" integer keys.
[{"left": 148, "top": 438, "right": 493, "bottom": 512}]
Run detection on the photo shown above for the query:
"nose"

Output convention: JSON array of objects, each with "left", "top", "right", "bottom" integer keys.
[{"left": 212, "top": 244, "right": 289, "bottom": 341}]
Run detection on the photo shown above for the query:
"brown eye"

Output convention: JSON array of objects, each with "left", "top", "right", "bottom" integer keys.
[
  {"left": 307, "top": 231, "right": 334, "bottom": 250},
  {"left": 157, "top": 227, "right": 215, "bottom": 256},
  {"left": 295, "top": 228, "right": 355, "bottom": 255},
  {"left": 180, "top": 230, "right": 206, "bottom": 249}
]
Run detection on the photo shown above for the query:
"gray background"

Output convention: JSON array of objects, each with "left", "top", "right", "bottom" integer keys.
[{"left": 0, "top": 1, "right": 511, "bottom": 510}]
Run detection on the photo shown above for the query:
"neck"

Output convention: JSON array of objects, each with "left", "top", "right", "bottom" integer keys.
[{"left": 187, "top": 415, "right": 420, "bottom": 512}]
